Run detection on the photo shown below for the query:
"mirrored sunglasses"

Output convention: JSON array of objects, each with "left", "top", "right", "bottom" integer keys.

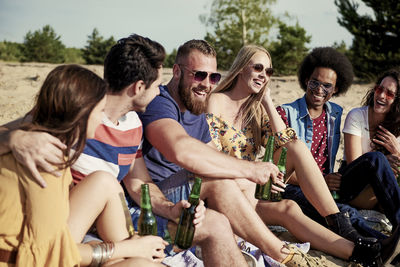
[
  {"left": 179, "top": 65, "right": 221, "bottom": 85},
  {"left": 251, "top": 63, "right": 274, "bottom": 76},
  {"left": 374, "top": 85, "right": 396, "bottom": 100},
  {"left": 307, "top": 79, "right": 334, "bottom": 95}
]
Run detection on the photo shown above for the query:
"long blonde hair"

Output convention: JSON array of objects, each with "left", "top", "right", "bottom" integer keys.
[{"left": 213, "top": 44, "right": 272, "bottom": 152}]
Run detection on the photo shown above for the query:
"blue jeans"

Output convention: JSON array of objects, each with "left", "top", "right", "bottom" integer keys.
[{"left": 283, "top": 151, "right": 399, "bottom": 239}]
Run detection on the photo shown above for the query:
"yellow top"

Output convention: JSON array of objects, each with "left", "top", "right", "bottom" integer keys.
[
  {"left": 0, "top": 153, "right": 81, "bottom": 267},
  {"left": 206, "top": 113, "right": 297, "bottom": 161}
]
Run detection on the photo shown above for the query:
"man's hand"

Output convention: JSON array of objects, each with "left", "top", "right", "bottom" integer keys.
[
  {"left": 169, "top": 199, "right": 206, "bottom": 227},
  {"left": 9, "top": 129, "right": 66, "bottom": 187},
  {"left": 324, "top": 172, "right": 342, "bottom": 191},
  {"left": 248, "top": 161, "right": 280, "bottom": 185}
]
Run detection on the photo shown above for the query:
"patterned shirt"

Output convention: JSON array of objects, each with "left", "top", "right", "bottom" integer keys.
[
  {"left": 277, "top": 107, "right": 329, "bottom": 174},
  {"left": 206, "top": 113, "right": 296, "bottom": 161}
]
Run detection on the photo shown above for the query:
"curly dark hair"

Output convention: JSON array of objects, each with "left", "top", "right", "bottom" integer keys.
[
  {"left": 298, "top": 47, "right": 354, "bottom": 97},
  {"left": 104, "top": 34, "right": 165, "bottom": 93},
  {"left": 362, "top": 69, "right": 400, "bottom": 154}
]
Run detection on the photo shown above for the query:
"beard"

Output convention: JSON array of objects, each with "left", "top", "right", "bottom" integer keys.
[{"left": 178, "top": 76, "right": 209, "bottom": 115}]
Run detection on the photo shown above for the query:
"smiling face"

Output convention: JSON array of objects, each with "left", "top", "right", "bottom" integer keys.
[
  {"left": 305, "top": 67, "right": 338, "bottom": 110},
  {"left": 238, "top": 51, "right": 272, "bottom": 95},
  {"left": 177, "top": 50, "right": 218, "bottom": 115},
  {"left": 373, "top": 76, "right": 398, "bottom": 115}
]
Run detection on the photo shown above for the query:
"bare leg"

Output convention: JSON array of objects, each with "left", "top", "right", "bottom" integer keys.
[
  {"left": 105, "top": 257, "right": 163, "bottom": 267},
  {"left": 195, "top": 209, "right": 248, "bottom": 267},
  {"left": 202, "top": 178, "right": 290, "bottom": 262},
  {"left": 68, "top": 171, "right": 129, "bottom": 243},
  {"left": 256, "top": 199, "right": 354, "bottom": 260},
  {"left": 285, "top": 140, "right": 339, "bottom": 217}
]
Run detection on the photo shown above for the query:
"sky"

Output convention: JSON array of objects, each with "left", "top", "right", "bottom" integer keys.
[{"left": 0, "top": 0, "right": 372, "bottom": 53}]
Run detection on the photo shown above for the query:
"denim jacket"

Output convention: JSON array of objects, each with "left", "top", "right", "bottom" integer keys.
[{"left": 281, "top": 95, "right": 343, "bottom": 173}]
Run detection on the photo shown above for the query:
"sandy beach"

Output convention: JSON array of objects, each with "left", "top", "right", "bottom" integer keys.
[{"left": 0, "top": 61, "right": 374, "bottom": 266}]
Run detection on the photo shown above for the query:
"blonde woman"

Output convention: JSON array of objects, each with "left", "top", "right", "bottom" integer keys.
[{"left": 206, "top": 45, "right": 400, "bottom": 266}]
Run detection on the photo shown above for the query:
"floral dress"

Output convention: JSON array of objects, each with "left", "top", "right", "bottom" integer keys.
[{"left": 206, "top": 113, "right": 297, "bottom": 161}]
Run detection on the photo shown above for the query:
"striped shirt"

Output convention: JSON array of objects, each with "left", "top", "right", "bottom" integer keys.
[{"left": 71, "top": 111, "right": 143, "bottom": 183}]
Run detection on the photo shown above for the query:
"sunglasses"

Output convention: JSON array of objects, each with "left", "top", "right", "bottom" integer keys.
[
  {"left": 307, "top": 79, "right": 334, "bottom": 95},
  {"left": 179, "top": 65, "right": 221, "bottom": 85},
  {"left": 251, "top": 63, "right": 274, "bottom": 76},
  {"left": 374, "top": 85, "right": 397, "bottom": 100}
]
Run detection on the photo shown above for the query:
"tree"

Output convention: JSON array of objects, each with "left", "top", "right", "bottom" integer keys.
[
  {"left": 0, "top": 41, "right": 23, "bottom": 62},
  {"left": 335, "top": 0, "right": 400, "bottom": 80},
  {"left": 201, "top": 0, "right": 277, "bottom": 70},
  {"left": 82, "top": 28, "right": 115, "bottom": 65},
  {"left": 269, "top": 21, "right": 311, "bottom": 75},
  {"left": 64, "top": 47, "right": 85, "bottom": 64},
  {"left": 164, "top": 48, "right": 177, "bottom": 68},
  {"left": 22, "top": 25, "right": 65, "bottom": 63}
]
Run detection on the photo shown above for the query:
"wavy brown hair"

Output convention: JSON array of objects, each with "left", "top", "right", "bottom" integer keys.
[
  {"left": 362, "top": 69, "right": 400, "bottom": 154},
  {"left": 21, "top": 64, "right": 107, "bottom": 168}
]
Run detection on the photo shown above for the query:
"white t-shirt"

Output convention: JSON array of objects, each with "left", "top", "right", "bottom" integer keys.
[{"left": 342, "top": 106, "right": 400, "bottom": 160}]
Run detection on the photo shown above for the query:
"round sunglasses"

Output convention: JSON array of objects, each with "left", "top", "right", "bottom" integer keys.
[
  {"left": 374, "top": 85, "right": 397, "bottom": 100},
  {"left": 251, "top": 63, "right": 274, "bottom": 76},
  {"left": 179, "top": 65, "right": 221, "bottom": 85},
  {"left": 307, "top": 79, "right": 334, "bottom": 95}
]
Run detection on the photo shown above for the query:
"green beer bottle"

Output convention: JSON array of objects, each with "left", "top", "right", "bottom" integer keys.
[
  {"left": 255, "top": 135, "right": 274, "bottom": 200},
  {"left": 271, "top": 147, "right": 287, "bottom": 201},
  {"left": 174, "top": 177, "right": 202, "bottom": 249},
  {"left": 331, "top": 190, "right": 340, "bottom": 200},
  {"left": 138, "top": 184, "right": 157, "bottom": 236}
]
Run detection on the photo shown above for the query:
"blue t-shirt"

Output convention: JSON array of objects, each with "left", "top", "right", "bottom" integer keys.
[{"left": 138, "top": 85, "right": 211, "bottom": 183}]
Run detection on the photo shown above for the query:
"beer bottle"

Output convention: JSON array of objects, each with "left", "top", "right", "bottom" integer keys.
[
  {"left": 174, "top": 177, "right": 202, "bottom": 249},
  {"left": 138, "top": 184, "right": 157, "bottom": 236},
  {"left": 271, "top": 147, "right": 287, "bottom": 202},
  {"left": 255, "top": 135, "right": 274, "bottom": 200},
  {"left": 331, "top": 190, "right": 340, "bottom": 200}
]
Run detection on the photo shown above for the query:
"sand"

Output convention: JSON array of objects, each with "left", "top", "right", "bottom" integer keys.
[{"left": 0, "top": 61, "right": 374, "bottom": 266}]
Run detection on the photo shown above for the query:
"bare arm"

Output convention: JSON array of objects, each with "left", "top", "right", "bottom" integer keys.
[
  {"left": 0, "top": 117, "right": 65, "bottom": 187},
  {"left": 261, "top": 87, "right": 287, "bottom": 133},
  {"left": 144, "top": 118, "right": 279, "bottom": 185},
  {"left": 343, "top": 133, "right": 363, "bottom": 164}
]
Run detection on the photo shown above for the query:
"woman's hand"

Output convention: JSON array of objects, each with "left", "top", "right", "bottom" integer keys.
[
  {"left": 324, "top": 172, "right": 342, "bottom": 191},
  {"left": 129, "top": 235, "right": 169, "bottom": 262},
  {"left": 373, "top": 125, "right": 400, "bottom": 156}
]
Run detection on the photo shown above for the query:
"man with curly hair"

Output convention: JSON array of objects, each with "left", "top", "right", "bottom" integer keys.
[{"left": 277, "top": 47, "right": 389, "bottom": 240}]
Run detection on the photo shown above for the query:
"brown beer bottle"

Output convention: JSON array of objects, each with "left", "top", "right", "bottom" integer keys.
[
  {"left": 138, "top": 184, "right": 157, "bottom": 236},
  {"left": 255, "top": 135, "right": 274, "bottom": 200},
  {"left": 174, "top": 177, "right": 202, "bottom": 249}
]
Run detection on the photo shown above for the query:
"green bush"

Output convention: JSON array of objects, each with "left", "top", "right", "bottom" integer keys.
[
  {"left": 22, "top": 25, "right": 66, "bottom": 63},
  {"left": 0, "top": 41, "right": 23, "bottom": 62}
]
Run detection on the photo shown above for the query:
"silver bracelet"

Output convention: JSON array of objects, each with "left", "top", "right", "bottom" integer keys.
[{"left": 89, "top": 243, "right": 103, "bottom": 267}]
